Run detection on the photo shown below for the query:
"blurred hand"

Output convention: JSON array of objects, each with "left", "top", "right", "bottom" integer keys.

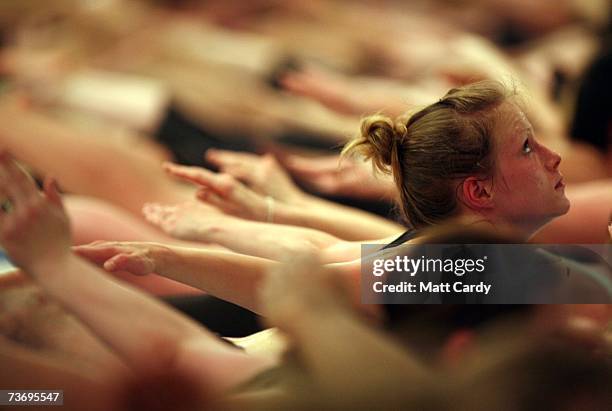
[
  {"left": 555, "top": 316, "right": 612, "bottom": 355},
  {"left": 205, "top": 149, "right": 304, "bottom": 203},
  {"left": 142, "top": 201, "right": 231, "bottom": 242},
  {"left": 73, "top": 241, "right": 168, "bottom": 276},
  {"left": 259, "top": 251, "right": 353, "bottom": 333},
  {"left": 284, "top": 154, "right": 396, "bottom": 200},
  {"left": 0, "top": 153, "right": 71, "bottom": 272},
  {"left": 1, "top": 46, "right": 73, "bottom": 95},
  {"left": 280, "top": 66, "right": 363, "bottom": 115},
  {"left": 163, "top": 162, "right": 270, "bottom": 222}
]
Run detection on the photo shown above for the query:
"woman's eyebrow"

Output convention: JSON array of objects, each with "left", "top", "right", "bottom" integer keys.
[{"left": 514, "top": 127, "right": 533, "bottom": 150}]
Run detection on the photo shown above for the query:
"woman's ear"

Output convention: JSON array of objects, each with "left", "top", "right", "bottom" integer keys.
[{"left": 460, "top": 177, "right": 494, "bottom": 210}]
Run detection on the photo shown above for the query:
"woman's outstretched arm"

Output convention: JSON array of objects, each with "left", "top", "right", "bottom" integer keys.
[
  {"left": 163, "top": 161, "right": 404, "bottom": 240},
  {"left": 141, "top": 199, "right": 397, "bottom": 264},
  {"left": 73, "top": 234, "right": 394, "bottom": 312},
  {"left": 74, "top": 241, "right": 277, "bottom": 313},
  {"left": 142, "top": 201, "right": 352, "bottom": 261}
]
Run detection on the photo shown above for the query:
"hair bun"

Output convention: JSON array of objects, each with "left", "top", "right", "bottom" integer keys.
[
  {"left": 342, "top": 113, "right": 409, "bottom": 174},
  {"left": 359, "top": 114, "right": 397, "bottom": 170}
]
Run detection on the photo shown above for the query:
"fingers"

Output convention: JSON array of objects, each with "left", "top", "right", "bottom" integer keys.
[
  {"left": 142, "top": 202, "right": 179, "bottom": 233},
  {"left": 218, "top": 163, "right": 253, "bottom": 182},
  {"left": 283, "top": 158, "right": 341, "bottom": 193},
  {"left": 307, "top": 174, "right": 340, "bottom": 194},
  {"left": 279, "top": 70, "right": 322, "bottom": 97},
  {"left": 205, "top": 149, "right": 257, "bottom": 168},
  {"left": 0, "top": 154, "right": 64, "bottom": 217},
  {"left": 163, "top": 162, "right": 212, "bottom": 185},
  {"left": 195, "top": 188, "right": 227, "bottom": 212},
  {"left": 43, "top": 177, "right": 64, "bottom": 209},
  {"left": 206, "top": 150, "right": 275, "bottom": 186},
  {"left": 0, "top": 152, "right": 72, "bottom": 270},
  {"left": 163, "top": 162, "right": 234, "bottom": 197},
  {"left": 142, "top": 202, "right": 162, "bottom": 225},
  {"left": 163, "top": 162, "right": 215, "bottom": 186},
  {"left": 285, "top": 154, "right": 341, "bottom": 176},
  {"left": 0, "top": 153, "right": 36, "bottom": 209},
  {"left": 279, "top": 68, "right": 350, "bottom": 112},
  {"left": 103, "top": 253, "right": 154, "bottom": 276},
  {"left": 72, "top": 242, "right": 124, "bottom": 265},
  {"left": 142, "top": 202, "right": 174, "bottom": 225},
  {"left": 0, "top": 154, "right": 40, "bottom": 239},
  {"left": 73, "top": 242, "right": 154, "bottom": 276}
]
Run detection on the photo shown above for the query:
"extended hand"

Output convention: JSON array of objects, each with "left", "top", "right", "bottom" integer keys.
[
  {"left": 285, "top": 154, "right": 396, "bottom": 200},
  {"left": 73, "top": 241, "right": 168, "bottom": 276},
  {"left": 279, "top": 66, "right": 362, "bottom": 116},
  {"left": 163, "top": 162, "right": 270, "bottom": 222},
  {"left": 142, "top": 201, "right": 231, "bottom": 242},
  {"left": 205, "top": 149, "right": 304, "bottom": 203},
  {"left": 0, "top": 153, "right": 71, "bottom": 272},
  {"left": 259, "top": 251, "right": 353, "bottom": 332}
]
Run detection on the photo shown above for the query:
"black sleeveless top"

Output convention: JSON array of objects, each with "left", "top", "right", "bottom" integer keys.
[{"left": 381, "top": 230, "right": 420, "bottom": 250}]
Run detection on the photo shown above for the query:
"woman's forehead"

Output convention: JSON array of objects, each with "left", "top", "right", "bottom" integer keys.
[{"left": 494, "top": 102, "right": 531, "bottom": 145}]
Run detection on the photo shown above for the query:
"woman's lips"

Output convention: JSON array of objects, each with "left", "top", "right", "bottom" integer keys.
[{"left": 555, "top": 178, "right": 565, "bottom": 190}]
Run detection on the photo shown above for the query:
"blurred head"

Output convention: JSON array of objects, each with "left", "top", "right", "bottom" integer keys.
[
  {"left": 454, "top": 331, "right": 612, "bottom": 411},
  {"left": 570, "top": 48, "right": 612, "bottom": 153},
  {"left": 343, "top": 80, "right": 569, "bottom": 237}
]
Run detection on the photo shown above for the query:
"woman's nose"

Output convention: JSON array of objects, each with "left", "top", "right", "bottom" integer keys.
[{"left": 542, "top": 145, "right": 561, "bottom": 171}]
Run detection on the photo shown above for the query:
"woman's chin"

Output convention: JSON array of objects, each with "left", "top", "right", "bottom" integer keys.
[{"left": 558, "top": 197, "right": 571, "bottom": 216}]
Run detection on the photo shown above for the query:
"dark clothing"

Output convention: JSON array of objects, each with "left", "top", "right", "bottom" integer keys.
[
  {"left": 163, "top": 295, "right": 262, "bottom": 337},
  {"left": 381, "top": 230, "right": 420, "bottom": 250}
]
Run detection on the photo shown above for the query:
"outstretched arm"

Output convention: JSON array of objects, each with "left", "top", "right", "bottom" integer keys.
[
  {"left": 142, "top": 200, "right": 397, "bottom": 264},
  {"left": 205, "top": 147, "right": 398, "bottom": 211},
  {"left": 163, "top": 160, "right": 404, "bottom": 240},
  {"left": 74, "top": 241, "right": 277, "bottom": 313},
  {"left": 0, "top": 153, "right": 273, "bottom": 395},
  {"left": 74, "top": 232, "right": 393, "bottom": 310},
  {"left": 279, "top": 65, "right": 436, "bottom": 118},
  {"left": 142, "top": 201, "right": 346, "bottom": 261},
  {"left": 281, "top": 152, "right": 398, "bottom": 202},
  {"left": 0, "top": 96, "right": 191, "bottom": 216}
]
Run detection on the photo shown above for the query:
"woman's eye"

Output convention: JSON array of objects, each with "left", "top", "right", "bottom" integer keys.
[{"left": 522, "top": 139, "right": 532, "bottom": 154}]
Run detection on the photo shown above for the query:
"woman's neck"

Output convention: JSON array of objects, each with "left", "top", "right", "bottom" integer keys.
[{"left": 456, "top": 215, "right": 535, "bottom": 241}]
